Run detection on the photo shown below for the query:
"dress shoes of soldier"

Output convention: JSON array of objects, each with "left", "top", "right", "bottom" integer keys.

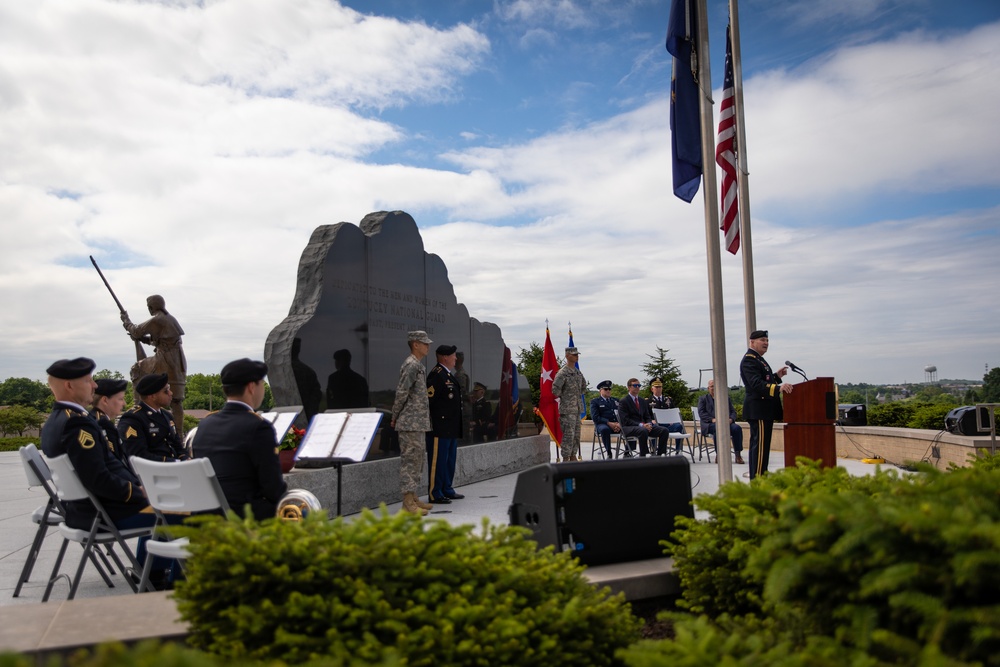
[
  {"left": 444, "top": 492, "right": 464, "bottom": 500},
  {"left": 428, "top": 496, "right": 452, "bottom": 504}
]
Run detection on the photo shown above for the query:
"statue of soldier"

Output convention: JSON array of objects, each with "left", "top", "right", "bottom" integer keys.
[{"left": 122, "top": 294, "right": 187, "bottom": 437}]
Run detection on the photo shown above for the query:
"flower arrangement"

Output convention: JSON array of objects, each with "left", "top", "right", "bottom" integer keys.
[{"left": 280, "top": 426, "right": 305, "bottom": 451}]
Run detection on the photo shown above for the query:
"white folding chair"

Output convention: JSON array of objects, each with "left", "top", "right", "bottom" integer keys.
[
  {"left": 689, "top": 407, "right": 715, "bottom": 462},
  {"left": 130, "top": 457, "right": 230, "bottom": 593},
  {"left": 653, "top": 408, "right": 693, "bottom": 458},
  {"left": 42, "top": 454, "right": 151, "bottom": 601}
]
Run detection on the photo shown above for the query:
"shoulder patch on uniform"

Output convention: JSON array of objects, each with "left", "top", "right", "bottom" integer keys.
[
  {"left": 427, "top": 385, "right": 435, "bottom": 397},
  {"left": 78, "top": 430, "right": 96, "bottom": 449},
  {"left": 126, "top": 426, "right": 138, "bottom": 439}
]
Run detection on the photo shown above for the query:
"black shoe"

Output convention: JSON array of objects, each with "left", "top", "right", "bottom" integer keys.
[
  {"left": 429, "top": 496, "right": 452, "bottom": 504},
  {"left": 444, "top": 493, "right": 465, "bottom": 500}
]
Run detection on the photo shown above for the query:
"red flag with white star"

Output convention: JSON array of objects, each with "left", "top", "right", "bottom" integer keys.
[{"left": 535, "top": 324, "right": 563, "bottom": 450}]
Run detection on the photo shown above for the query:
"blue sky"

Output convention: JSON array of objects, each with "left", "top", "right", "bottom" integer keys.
[{"left": 0, "top": 0, "right": 997, "bottom": 390}]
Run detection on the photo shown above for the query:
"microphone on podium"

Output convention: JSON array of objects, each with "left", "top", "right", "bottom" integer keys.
[{"left": 785, "top": 360, "right": 808, "bottom": 381}]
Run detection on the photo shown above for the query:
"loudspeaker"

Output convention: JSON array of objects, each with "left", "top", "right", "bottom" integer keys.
[
  {"left": 508, "top": 457, "right": 693, "bottom": 566},
  {"left": 837, "top": 403, "right": 867, "bottom": 426},
  {"left": 945, "top": 406, "right": 989, "bottom": 435}
]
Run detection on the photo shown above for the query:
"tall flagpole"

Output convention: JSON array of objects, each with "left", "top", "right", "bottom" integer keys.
[
  {"left": 693, "top": 0, "right": 733, "bottom": 484},
  {"left": 729, "top": 0, "right": 757, "bottom": 339}
]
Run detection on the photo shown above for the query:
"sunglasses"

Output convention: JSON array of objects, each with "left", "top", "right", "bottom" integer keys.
[{"left": 629, "top": 383, "right": 641, "bottom": 388}]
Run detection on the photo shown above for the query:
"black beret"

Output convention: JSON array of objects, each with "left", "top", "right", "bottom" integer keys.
[
  {"left": 46, "top": 357, "right": 96, "bottom": 380},
  {"left": 750, "top": 330, "right": 768, "bottom": 340},
  {"left": 436, "top": 344, "right": 457, "bottom": 356},
  {"left": 135, "top": 373, "right": 169, "bottom": 396},
  {"left": 94, "top": 378, "right": 128, "bottom": 397},
  {"left": 596, "top": 380, "right": 613, "bottom": 390},
  {"left": 220, "top": 358, "right": 268, "bottom": 385}
]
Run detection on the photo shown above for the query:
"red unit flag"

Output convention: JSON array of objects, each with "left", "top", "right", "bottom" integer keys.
[{"left": 535, "top": 325, "right": 563, "bottom": 449}]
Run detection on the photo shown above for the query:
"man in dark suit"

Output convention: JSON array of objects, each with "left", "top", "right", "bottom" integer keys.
[
  {"left": 698, "top": 379, "right": 744, "bottom": 464},
  {"left": 192, "top": 358, "right": 287, "bottom": 518},
  {"left": 618, "top": 377, "right": 676, "bottom": 456},
  {"left": 119, "top": 372, "right": 187, "bottom": 462},
  {"left": 426, "top": 344, "right": 464, "bottom": 503},
  {"left": 739, "top": 330, "right": 793, "bottom": 479},
  {"left": 589, "top": 380, "right": 623, "bottom": 458}
]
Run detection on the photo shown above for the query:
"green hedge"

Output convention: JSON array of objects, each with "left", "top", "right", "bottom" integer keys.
[
  {"left": 657, "top": 457, "right": 1000, "bottom": 665},
  {"left": 173, "top": 510, "right": 640, "bottom": 666},
  {"left": 0, "top": 436, "right": 36, "bottom": 452}
]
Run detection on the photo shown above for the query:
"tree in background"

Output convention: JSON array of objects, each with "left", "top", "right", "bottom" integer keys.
[
  {"left": 983, "top": 367, "right": 1000, "bottom": 402},
  {"left": 516, "top": 342, "right": 543, "bottom": 422},
  {"left": 0, "top": 377, "right": 51, "bottom": 411},
  {"left": 640, "top": 346, "right": 690, "bottom": 405},
  {"left": 0, "top": 404, "right": 45, "bottom": 436},
  {"left": 183, "top": 373, "right": 227, "bottom": 411}
]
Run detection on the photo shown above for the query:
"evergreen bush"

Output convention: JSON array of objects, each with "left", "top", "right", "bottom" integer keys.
[
  {"left": 867, "top": 402, "right": 918, "bottom": 428},
  {"left": 906, "top": 404, "right": 953, "bottom": 430},
  {"left": 664, "top": 458, "right": 1000, "bottom": 665},
  {"left": 174, "top": 510, "right": 639, "bottom": 666}
]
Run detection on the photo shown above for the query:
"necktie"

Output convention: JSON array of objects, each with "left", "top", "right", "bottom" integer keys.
[{"left": 634, "top": 396, "right": 640, "bottom": 412}]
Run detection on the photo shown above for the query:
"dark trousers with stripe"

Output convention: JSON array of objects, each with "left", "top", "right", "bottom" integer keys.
[
  {"left": 747, "top": 419, "right": 774, "bottom": 480},
  {"left": 426, "top": 435, "right": 457, "bottom": 500}
]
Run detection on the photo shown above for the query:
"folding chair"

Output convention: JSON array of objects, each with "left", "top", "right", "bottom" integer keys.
[
  {"left": 14, "top": 445, "right": 118, "bottom": 597},
  {"left": 614, "top": 409, "right": 641, "bottom": 458},
  {"left": 42, "top": 454, "right": 151, "bottom": 602},
  {"left": 653, "top": 408, "right": 693, "bottom": 458},
  {"left": 130, "top": 457, "right": 230, "bottom": 593},
  {"left": 689, "top": 407, "right": 715, "bottom": 462}
]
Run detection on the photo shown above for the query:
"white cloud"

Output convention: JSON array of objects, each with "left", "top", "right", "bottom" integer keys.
[{"left": 0, "top": 1, "right": 996, "bottom": 393}]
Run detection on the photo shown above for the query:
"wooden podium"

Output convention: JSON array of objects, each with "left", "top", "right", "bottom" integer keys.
[{"left": 783, "top": 377, "right": 837, "bottom": 468}]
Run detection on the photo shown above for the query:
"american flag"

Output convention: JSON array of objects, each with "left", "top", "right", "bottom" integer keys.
[{"left": 715, "top": 25, "right": 740, "bottom": 254}]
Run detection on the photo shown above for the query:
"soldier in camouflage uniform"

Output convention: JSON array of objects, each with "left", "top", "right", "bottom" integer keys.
[
  {"left": 551, "top": 346, "right": 587, "bottom": 461},
  {"left": 391, "top": 331, "right": 434, "bottom": 515}
]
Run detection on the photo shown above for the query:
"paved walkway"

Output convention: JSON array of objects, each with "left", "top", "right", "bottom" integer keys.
[{"left": 0, "top": 446, "right": 879, "bottom": 608}]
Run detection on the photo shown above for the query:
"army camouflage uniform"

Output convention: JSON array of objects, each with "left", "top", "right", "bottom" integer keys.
[
  {"left": 552, "top": 365, "right": 586, "bottom": 461},
  {"left": 392, "top": 353, "right": 431, "bottom": 495}
]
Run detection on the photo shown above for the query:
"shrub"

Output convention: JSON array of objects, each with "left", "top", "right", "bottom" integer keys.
[
  {"left": 867, "top": 402, "right": 918, "bottom": 427},
  {"left": 0, "top": 436, "right": 38, "bottom": 452},
  {"left": 906, "top": 404, "right": 954, "bottom": 430},
  {"left": 665, "top": 458, "right": 1000, "bottom": 665},
  {"left": 174, "top": 510, "right": 640, "bottom": 666}
]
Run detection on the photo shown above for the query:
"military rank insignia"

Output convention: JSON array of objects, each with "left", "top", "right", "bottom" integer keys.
[{"left": 78, "top": 430, "right": 96, "bottom": 449}]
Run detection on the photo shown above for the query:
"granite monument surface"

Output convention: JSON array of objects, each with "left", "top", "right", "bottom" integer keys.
[{"left": 265, "top": 211, "right": 516, "bottom": 452}]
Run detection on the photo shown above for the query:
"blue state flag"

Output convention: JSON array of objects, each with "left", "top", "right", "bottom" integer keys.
[
  {"left": 666, "top": 0, "right": 702, "bottom": 203},
  {"left": 568, "top": 326, "right": 586, "bottom": 419}
]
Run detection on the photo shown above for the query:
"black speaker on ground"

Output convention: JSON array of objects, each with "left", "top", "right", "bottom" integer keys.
[
  {"left": 945, "top": 406, "right": 989, "bottom": 435},
  {"left": 508, "top": 457, "right": 694, "bottom": 566},
  {"left": 837, "top": 403, "right": 867, "bottom": 426}
]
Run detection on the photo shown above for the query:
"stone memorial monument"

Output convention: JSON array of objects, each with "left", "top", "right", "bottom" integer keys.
[{"left": 265, "top": 211, "right": 511, "bottom": 453}]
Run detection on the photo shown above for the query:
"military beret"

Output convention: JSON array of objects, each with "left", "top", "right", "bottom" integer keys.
[
  {"left": 407, "top": 330, "right": 432, "bottom": 344},
  {"left": 220, "top": 358, "right": 268, "bottom": 385},
  {"left": 596, "top": 380, "right": 612, "bottom": 390},
  {"left": 46, "top": 357, "right": 96, "bottom": 380},
  {"left": 436, "top": 344, "right": 457, "bottom": 356},
  {"left": 135, "top": 373, "right": 169, "bottom": 396},
  {"left": 94, "top": 378, "right": 128, "bottom": 397},
  {"left": 565, "top": 347, "right": 580, "bottom": 355},
  {"left": 473, "top": 382, "right": 487, "bottom": 391},
  {"left": 750, "top": 330, "right": 768, "bottom": 340}
]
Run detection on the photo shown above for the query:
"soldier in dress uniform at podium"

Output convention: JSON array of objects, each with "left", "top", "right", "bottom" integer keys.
[
  {"left": 739, "top": 330, "right": 792, "bottom": 479},
  {"left": 191, "top": 358, "right": 287, "bottom": 519}
]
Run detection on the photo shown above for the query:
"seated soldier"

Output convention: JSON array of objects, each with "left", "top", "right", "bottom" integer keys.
[
  {"left": 42, "top": 358, "right": 177, "bottom": 588},
  {"left": 648, "top": 377, "right": 686, "bottom": 452},
  {"left": 192, "top": 358, "right": 287, "bottom": 519},
  {"left": 89, "top": 378, "right": 132, "bottom": 472},
  {"left": 589, "top": 380, "right": 623, "bottom": 458},
  {"left": 119, "top": 372, "right": 187, "bottom": 462}
]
